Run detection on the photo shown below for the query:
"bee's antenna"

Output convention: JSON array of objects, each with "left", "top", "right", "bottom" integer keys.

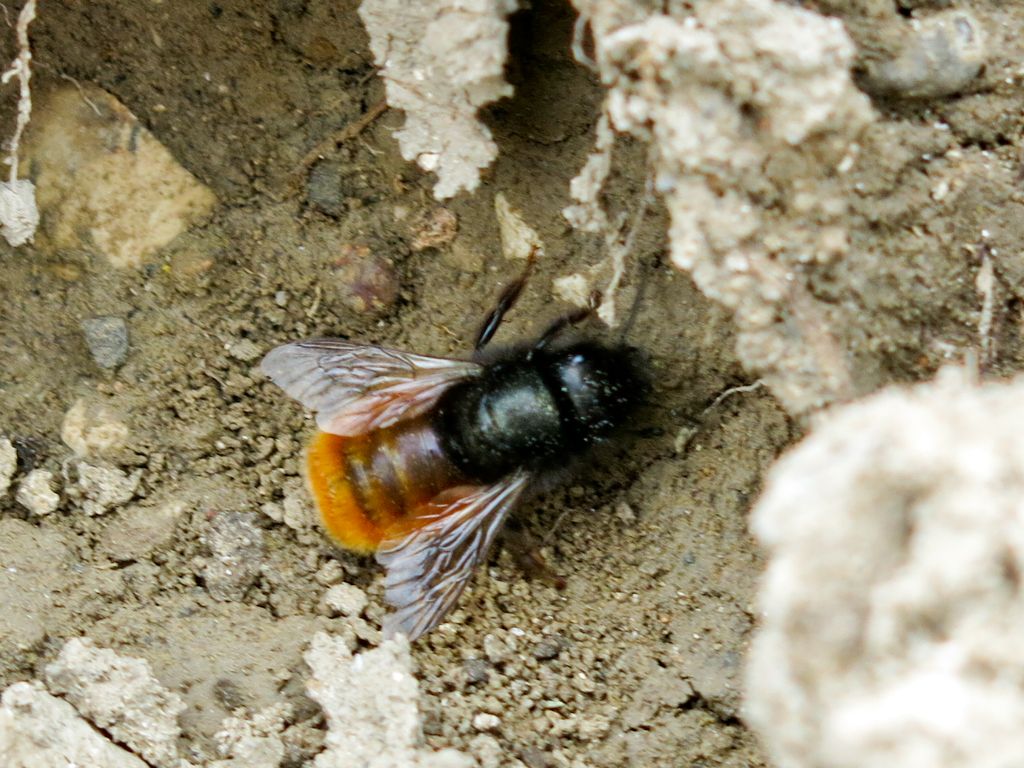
[{"left": 475, "top": 247, "right": 538, "bottom": 353}]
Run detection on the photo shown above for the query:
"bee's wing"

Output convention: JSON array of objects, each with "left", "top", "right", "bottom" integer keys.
[
  {"left": 261, "top": 338, "right": 481, "bottom": 436},
  {"left": 377, "top": 471, "right": 531, "bottom": 641}
]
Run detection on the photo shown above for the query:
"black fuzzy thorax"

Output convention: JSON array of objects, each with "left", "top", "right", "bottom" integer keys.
[{"left": 434, "top": 342, "right": 644, "bottom": 483}]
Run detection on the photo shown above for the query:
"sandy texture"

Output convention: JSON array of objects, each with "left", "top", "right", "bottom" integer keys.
[{"left": 0, "top": 0, "right": 1021, "bottom": 765}]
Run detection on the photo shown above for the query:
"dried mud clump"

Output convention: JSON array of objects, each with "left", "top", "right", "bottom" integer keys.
[
  {"left": 568, "top": 0, "right": 874, "bottom": 414},
  {"left": 44, "top": 638, "right": 186, "bottom": 768},
  {"left": 15, "top": 467, "right": 59, "bottom": 515},
  {"left": 359, "top": 0, "right": 517, "bottom": 199},
  {"left": 304, "top": 632, "right": 473, "bottom": 768},
  {"left": 747, "top": 369, "right": 1024, "bottom": 768},
  {"left": 0, "top": 682, "right": 149, "bottom": 768}
]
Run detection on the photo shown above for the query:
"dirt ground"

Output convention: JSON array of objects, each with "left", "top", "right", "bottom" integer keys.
[{"left": 1, "top": 0, "right": 1022, "bottom": 766}]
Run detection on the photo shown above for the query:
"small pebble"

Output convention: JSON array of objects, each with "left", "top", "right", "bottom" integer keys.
[
  {"left": 61, "top": 398, "right": 129, "bottom": 457},
  {"left": 577, "top": 714, "right": 611, "bottom": 741},
  {"left": 472, "top": 713, "right": 501, "bottom": 732},
  {"left": 0, "top": 437, "right": 16, "bottom": 497},
  {"left": 282, "top": 489, "right": 314, "bottom": 531},
  {"left": 314, "top": 559, "right": 345, "bottom": 586},
  {"left": 70, "top": 462, "right": 142, "bottom": 516},
  {"left": 615, "top": 501, "right": 636, "bottom": 524},
  {"left": 483, "top": 633, "right": 512, "bottom": 664},
  {"left": 203, "top": 511, "right": 264, "bottom": 601},
  {"left": 322, "top": 583, "right": 368, "bottom": 617},
  {"left": 99, "top": 499, "right": 186, "bottom": 563},
  {"left": 462, "top": 658, "right": 490, "bottom": 686},
  {"left": 260, "top": 500, "right": 284, "bottom": 523},
  {"left": 468, "top": 734, "right": 503, "bottom": 768},
  {"left": 865, "top": 10, "right": 987, "bottom": 99},
  {"left": 638, "top": 559, "right": 666, "bottom": 578},
  {"left": 331, "top": 244, "right": 399, "bottom": 315},
  {"left": 306, "top": 160, "right": 345, "bottom": 216},
  {"left": 16, "top": 469, "right": 60, "bottom": 515},
  {"left": 574, "top": 672, "right": 596, "bottom": 694},
  {"left": 533, "top": 638, "right": 562, "bottom": 661},
  {"left": 81, "top": 316, "right": 129, "bottom": 369},
  {"left": 410, "top": 207, "right": 458, "bottom": 251},
  {"left": 228, "top": 338, "right": 262, "bottom": 363},
  {"left": 520, "top": 746, "right": 553, "bottom": 768},
  {"left": 430, "top": 749, "right": 476, "bottom": 768}
]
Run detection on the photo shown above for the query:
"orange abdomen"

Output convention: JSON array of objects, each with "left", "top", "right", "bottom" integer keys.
[{"left": 305, "top": 415, "right": 464, "bottom": 553}]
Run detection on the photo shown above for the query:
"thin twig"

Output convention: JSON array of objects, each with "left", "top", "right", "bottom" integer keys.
[
  {"left": 292, "top": 99, "right": 389, "bottom": 181},
  {"left": 703, "top": 380, "right": 767, "bottom": 414}
]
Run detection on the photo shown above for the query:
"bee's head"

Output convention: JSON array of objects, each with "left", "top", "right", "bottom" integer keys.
[{"left": 545, "top": 342, "right": 648, "bottom": 444}]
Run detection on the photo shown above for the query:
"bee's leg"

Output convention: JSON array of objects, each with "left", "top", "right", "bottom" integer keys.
[
  {"left": 474, "top": 248, "right": 538, "bottom": 352},
  {"left": 531, "top": 290, "right": 602, "bottom": 354},
  {"left": 499, "top": 524, "right": 566, "bottom": 589}
]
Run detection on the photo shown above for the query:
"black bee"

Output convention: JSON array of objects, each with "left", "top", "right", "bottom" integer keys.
[{"left": 261, "top": 259, "right": 646, "bottom": 640}]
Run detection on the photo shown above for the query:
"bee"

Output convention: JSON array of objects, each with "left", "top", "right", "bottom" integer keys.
[{"left": 261, "top": 263, "right": 646, "bottom": 640}]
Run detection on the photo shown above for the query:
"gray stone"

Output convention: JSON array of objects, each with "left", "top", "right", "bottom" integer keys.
[
  {"left": 81, "top": 316, "right": 129, "bottom": 369},
  {"left": 306, "top": 161, "right": 345, "bottom": 216},
  {"left": 203, "top": 511, "right": 264, "bottom": 602}
]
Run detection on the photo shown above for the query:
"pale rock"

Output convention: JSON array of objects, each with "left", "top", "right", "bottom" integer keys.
[
  {"left": 322, "top": 583, "right": 368, "bottom": 618},
  {"left": 15, "top": 469, "right": 58, "bottom": 515},
  {"left": 61, "top": 397, "right": 129, "bottom": 457},
  {"left": 23, "top": 84, "right": 217, "bottom": 268},
  {"left": 70, "top": 461, "right": 142, "bottom": 516},
  {"left": 0, "top": 682, "right": 148, "bottom": 768},
  {"left": 0, "top": 178, "right": 38, "bottom": 247},
  {"left": 210, "top": 703, "right": 290, "bottom": 768},
  {"left": 0, "top": 436, "right": 16, "bottom": 497},
  {"left": 747, "top": 369, "right": 1024, "bottom": 768},
  {"left": 495, "top": 192, "right": 542, "bottom": 261},
  {"left": 203, "top": 511, "right": 263, "bottom": 602},
  {"left": 472, "top": 712, "right": 500, "bottom": 732},
  {"left": 359, "top": 0, "right": 517, "bottom": 199},
  {"left": 577, "top": 713, "right": 611, "bottom": 741},
  {"left": 99, "top": 498, "right": 187, "bottom": 562},
  {"left": 44, "top": 638, "right": 186, "bottom": 768},
  {"left": 567, "top": 0, "right": 874, "bottom": 414},
  {"left": 314, "top": 559, "right": 345, "bottom": 586},
  {"left": 304, "top": 631, "right": 474, "bottom": 767},
  {"left": 228, "top": 338, "right": 262, "bottom": 363},
  {"left": 282, "top": 481, "right": 315, "bottom": 531},
  {"left": 552, "top": 273, "right": 593, "bottom": 309},
  {"left": 482, "top": 633, "right": 512, "bottom": 664},
  {"left": 468, "top": 734, "right": 503, "bottom": 768}
]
